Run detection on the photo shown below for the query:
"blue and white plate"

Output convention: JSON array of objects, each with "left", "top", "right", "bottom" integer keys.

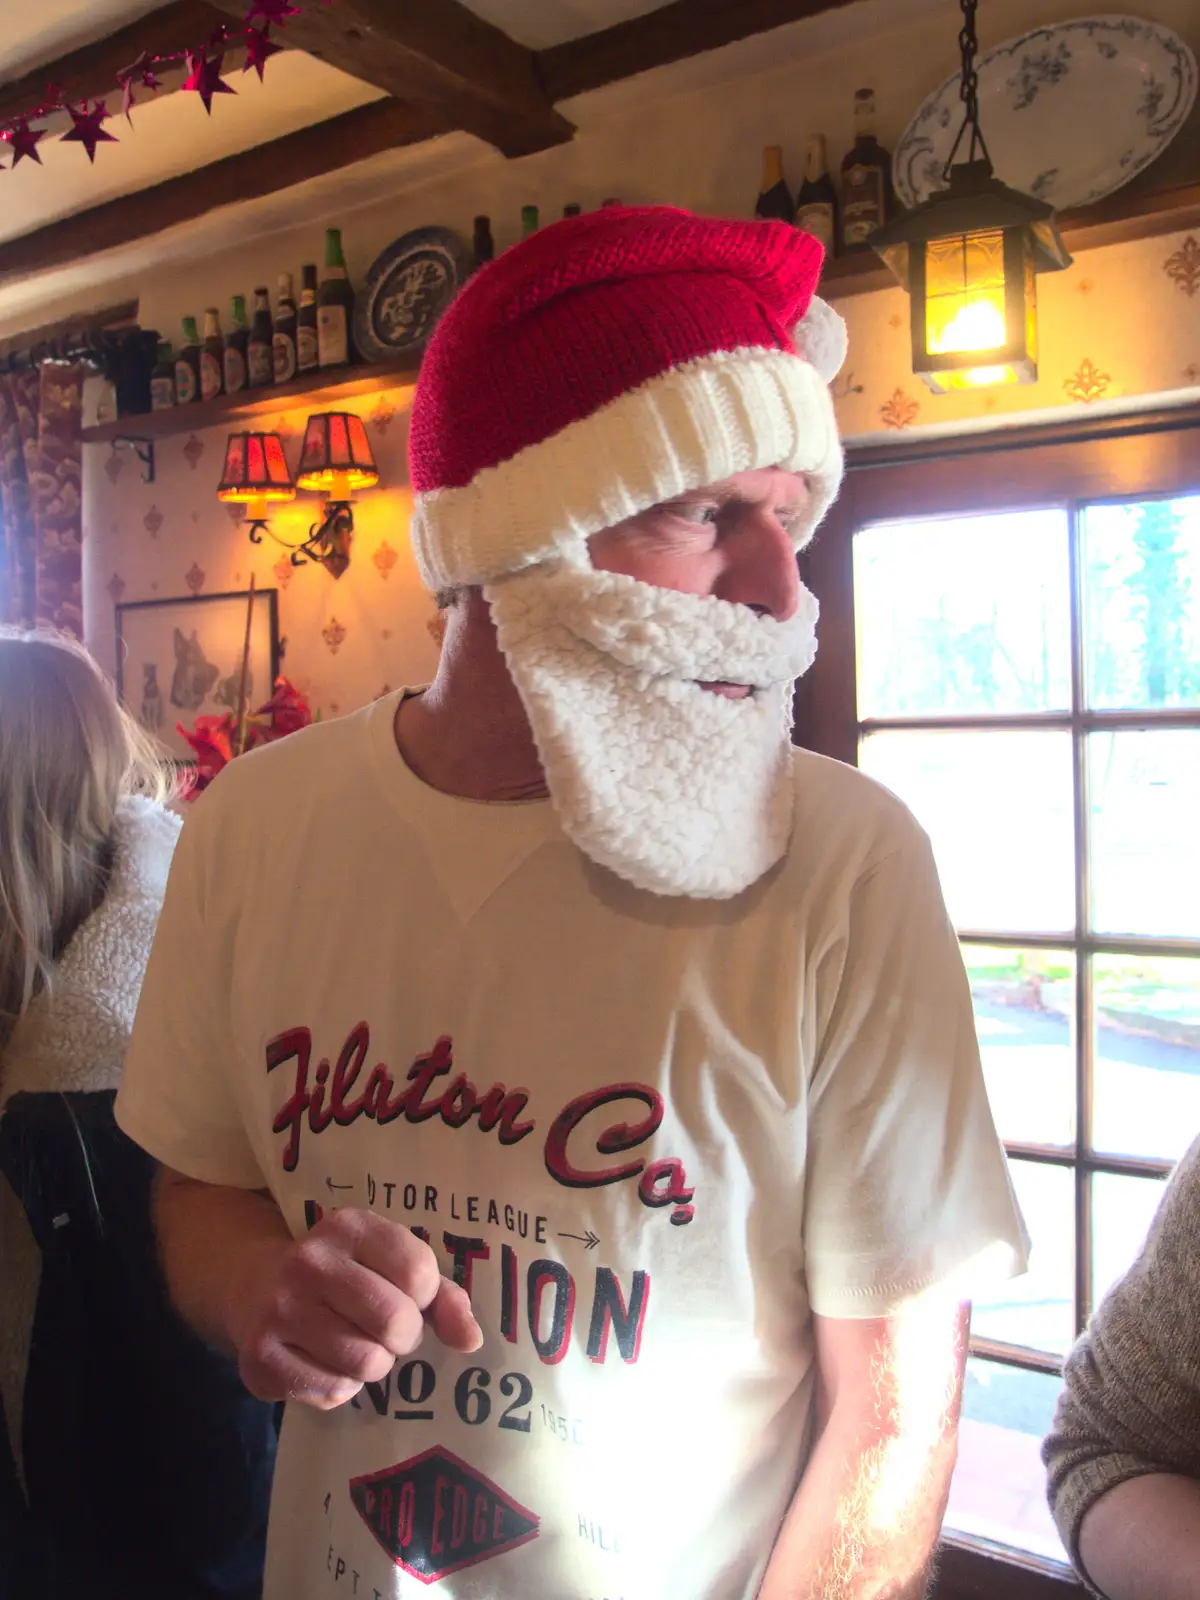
[
  {"left": 894, "top": 15, "right": 1197, "bottom": 212},
  {"left": 353, "top": 226, "right": 468, "bottom": 362}
]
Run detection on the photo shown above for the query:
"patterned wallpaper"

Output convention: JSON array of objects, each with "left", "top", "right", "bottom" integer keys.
[{"left": 83, "top": 226, "right": 1200, "bottom": 723}]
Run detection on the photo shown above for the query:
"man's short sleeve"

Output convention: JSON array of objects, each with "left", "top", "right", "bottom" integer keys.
[
  {"left": 803, "top": 824, "right": 1028, "bottom": 1318},
  {"left": 115, "top": 797, "right": 265, "bottom": 1190}
]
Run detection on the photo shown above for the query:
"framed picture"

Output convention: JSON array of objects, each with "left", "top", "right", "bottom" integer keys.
[{"left": 116, "top": 587, "right": 280, "bottom": 763}]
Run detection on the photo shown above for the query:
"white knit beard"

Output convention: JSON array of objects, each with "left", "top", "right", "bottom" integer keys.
[{"left": 484, "top": 564, "right": 819, "bottom": 899}]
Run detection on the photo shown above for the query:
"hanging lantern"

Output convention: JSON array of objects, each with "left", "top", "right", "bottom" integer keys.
[{"left": 869, "top": 0, "right": 1071, "bottom": 393}]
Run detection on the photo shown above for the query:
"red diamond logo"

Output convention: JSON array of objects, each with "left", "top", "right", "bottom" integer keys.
[{"left": 349, "top": 1445, "right": 539, "bottom": 1583}]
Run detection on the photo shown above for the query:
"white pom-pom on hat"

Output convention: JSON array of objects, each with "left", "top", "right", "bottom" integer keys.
[{"left": 792, "top": 295, "right": 848, "bottom": 384}]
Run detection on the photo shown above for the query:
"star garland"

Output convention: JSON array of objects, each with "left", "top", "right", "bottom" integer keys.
[{"left": 0, "top": 0, "right": 331, "bottom": 169}]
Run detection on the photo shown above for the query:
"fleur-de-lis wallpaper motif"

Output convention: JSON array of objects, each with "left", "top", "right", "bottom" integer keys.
[
  {"left": 879, "top": 387, "right": 920, "bottom": 429},
  {"left": 143, "top": 505, "right": 164, "bottom": 538},
  {"left": 372, "top": 540, "right": 398, "bottom": 580},
  {"left": 185, "top": 561, "right": 205, "bottom": 594},
  {"left": 1184, "top": 362, "right": 1200, "bottom": 384},
  {"left": 322, "top": 615, "right": 347, "bottom": 655},
  {"left": 104, "top": 449, "right": 124, "bottom": 484},
  {"left": 1164, "top": 236, "right": 1200, "bottom": 297},
  {"left": 105, "top": 571, "right": 126, "bottom": 604},
  {"left": 224, "top": 501, "right": 247, "bottom": 525},
  {"left": 1063, "top": 358, "right": 1112, "bottom": 403},
  {"left": 182, "top": 433, "right": 205, "bottom": 469},
  {"left": 370, "top": 396, "right": 397, "bottom": 434},
  {"left": 273, "top": 555, "right": 294, "bottom": 589}
]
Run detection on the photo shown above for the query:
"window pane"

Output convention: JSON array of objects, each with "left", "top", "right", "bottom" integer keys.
[
  {"left": 1093, "top": 954, "right": 1200, "bottom": 1162},
  {"left": 964, "top": 944, "right": 1075, "bottom": 1147},
  {"left": 1082, "top": 495, "right": 1200, "bottom": 711},
  {"left": 861, "top": 730, "right": 1074, "bottom": 934},
  {"left": 944, "top": 1358, "right": 1067, "bottom": 1563},
  {"left": 854, "top": 509, "right": 1071, "bottom": 718},
  {"left": 1089, "top": 730, "right": 1200, "bottom": 940},
  {"left": 1091, "top": 1171, "right": 1168, "bottom": 1314},
  {"left": 971, "top": 1159, "right": 1074, "bottom": 1355}
]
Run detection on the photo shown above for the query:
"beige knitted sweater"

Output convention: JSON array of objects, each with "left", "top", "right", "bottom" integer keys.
[{"left": 1042, "top": 1134, "right": 1200, "bottom": 1592}]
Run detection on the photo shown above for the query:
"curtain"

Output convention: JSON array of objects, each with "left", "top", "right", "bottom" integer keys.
[{"left": 0, "top": 367, "right": 84, "bottom": 637}]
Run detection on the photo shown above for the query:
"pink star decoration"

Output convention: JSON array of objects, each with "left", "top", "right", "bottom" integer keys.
[
  {"left": 243, "top": 23, "right": 283, "bottom": 81},
  {"left": 5, "top": 118, "right": 47, "bottom": 166},
  {"left": 61, "top": 100, "right": 118, "bottom": 163},
  {"left": 184, "top": 48, "right": 237, "bottom": 113},
  {"left": 118, "top": 51, "right": 163, "bottom": 121},
  {"left": 246, "top": 0, "right": 301, "bottom": 23}
]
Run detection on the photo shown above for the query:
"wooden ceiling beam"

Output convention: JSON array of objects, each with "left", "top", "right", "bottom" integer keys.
[
  {"left": 0, "top": 1, "right": 246, "bottom": 127},
  {"left": 206, "top": 0, "right": 572, "bottom": 158},
  {"left": 0, "top": 99, "right": 446, "bottom": 287},
  {"left": 537, "top": 0, "right": 863, "bottom": 102}
]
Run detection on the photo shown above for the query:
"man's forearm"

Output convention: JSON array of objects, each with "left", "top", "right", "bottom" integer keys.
[
  {"left": 154, "top": 1168, "right": 293, "bottom": 1354},
  {"left": 758, "top": 1408, "right": 956, "bottom": 1600},
  {"left": 1078, "top": 1473, "right": 1200, "bottom": 1600}
]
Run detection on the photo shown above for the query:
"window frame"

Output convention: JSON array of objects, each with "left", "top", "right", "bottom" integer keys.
[{"left": 795, "top": 400, "right": 1200, "bottom": 1598}]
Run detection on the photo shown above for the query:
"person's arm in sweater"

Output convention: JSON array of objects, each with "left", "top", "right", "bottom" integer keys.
[{"left": 1043, "top": 1135, "right": 1200, "bottom": 1599}]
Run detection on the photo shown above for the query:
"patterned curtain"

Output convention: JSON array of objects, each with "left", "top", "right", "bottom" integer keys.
[{"left": 0, "top": 366, "right": 84, "bottom": 637}]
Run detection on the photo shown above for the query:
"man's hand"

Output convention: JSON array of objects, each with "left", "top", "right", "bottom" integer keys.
[{"left": 228, "top": 1207, "right": 484, "bottom": 1409}]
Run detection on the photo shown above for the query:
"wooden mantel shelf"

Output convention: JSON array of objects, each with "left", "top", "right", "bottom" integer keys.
[{"left": 80, "top": 352, "right": 420, "bottom": 445}]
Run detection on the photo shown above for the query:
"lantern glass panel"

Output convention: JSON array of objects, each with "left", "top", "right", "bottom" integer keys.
[{"left": 925, "top": 229, "right": 1009, "bottom": 356}]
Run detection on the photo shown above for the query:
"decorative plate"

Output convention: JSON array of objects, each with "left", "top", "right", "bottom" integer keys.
[
  {"left": 353, "top": 226, "right": 469, "bottom": 362},
  {"left": 894, "top": 15, "right": 1197, "bottom": 212}
]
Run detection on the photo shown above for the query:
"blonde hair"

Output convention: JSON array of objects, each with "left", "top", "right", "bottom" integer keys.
[{"left": 0, "top": 628, "right": 174, "bottom": 1057}]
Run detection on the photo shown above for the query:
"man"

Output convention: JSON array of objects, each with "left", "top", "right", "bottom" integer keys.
[{"left": 116, "top": 207, "right": 1025, "bottom": 1600}]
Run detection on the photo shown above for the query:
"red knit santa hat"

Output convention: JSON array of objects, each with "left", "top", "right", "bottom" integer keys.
[{"left": 409, "top": 205, "right": 846, "bottom": 590}]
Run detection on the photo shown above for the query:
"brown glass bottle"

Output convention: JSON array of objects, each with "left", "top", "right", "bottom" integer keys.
[
  {"left": 274, "top": 271, "right": 298, "bottom": 385},
  {"left": 754, "top": 145, "right": 794, "bottom": 224},
  {"left": 200, "top": 309, "right": 225, "bottom": 401},
  {"left": 297, "top": 266, "right": 319, "bottom": 374},
  {"left": 839, "top": 89, "right": 895, "bottom": 252},
  {"left": 248, "top": 288, "right": 274, "bottom": 388},
  {"left": 472, "top": 216, "right": 495, "bottom": 271},
  {"left": 795, "top": 134, "right": 838, "bottom": 258},
  {"left": 150, "top": 342, "right": 175, "bottom": 411},
  {"left": 224, "top": 295, "right": 249, "bottom": 394}
]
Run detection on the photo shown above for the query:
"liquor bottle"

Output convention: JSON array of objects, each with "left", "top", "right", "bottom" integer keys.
[
  {"left": 520, "top": 205, "right": 539, "bottom": 237},
  {"left": 149, "top": 342, "right": 175, "bottom": 411},
  {"left": 795, "top": 134, "right": 838, "bottom": 258},
  {"left": 297, "top": 265, "right": 319, "bottom": 374},
  {"left": 601, "top": 197, "right": 623, "bottom": 208},
  {"left": 274, "top": 271, "right": 298, "bottom": 385},
  {"left": 472, "top": 216, "right": 494, "bottom": 271},
  {"left": 200, "top": 308, "right": 224, "bottom": 402},
  {"left": 839, "top": 88, "right": 895, "bottom": 252},
  {"left": 317, "top": 227, "right": 355, "bottom": 368},
  {"left": 175, "top": 316, "right": 201, "bottom": 405},
  {"left": 754, "top": 145, "right": 794, "bottom": 223},
  {"left": 248, "top": 288, "right": 274, "bottom": 388},
  {"left": 224, "top": 295, "right": 249, "bottom": 394},
  {"left": 563, "top": 202, "right": 582, "bottom": 218}
]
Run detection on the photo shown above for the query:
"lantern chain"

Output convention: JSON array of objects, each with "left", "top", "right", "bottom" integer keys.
[{"left": 943, "top": 0, "right": 993, "bottom": 181}]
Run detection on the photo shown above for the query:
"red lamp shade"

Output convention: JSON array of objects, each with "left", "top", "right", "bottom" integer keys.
[
  {"left": 216, "top": 432, "right": 296, "bottom": 505},
  {"left": 296, "top": 411, "right": 379, "bottom": 495}
]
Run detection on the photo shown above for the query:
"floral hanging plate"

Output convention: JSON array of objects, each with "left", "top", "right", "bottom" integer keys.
[
  {"left": 893, "top": 15, "right": 1197, "bottom": 212},
  {"left": 353, "top": 226, "right": 469, "bottom": 362}
]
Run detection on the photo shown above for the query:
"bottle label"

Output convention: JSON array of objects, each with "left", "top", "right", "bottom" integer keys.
[
  {"left": 318, "top": 304, "right": 348, "bottom": 367},
  {"left": 797, "top": 202, "right": 836, "bottom": 255},
  {"left": 175, "top": 361, "right": 197, "bottom": 404},
  {"left": 274, "top": 332, "right": 298, "bottom": 385},
  {"left": 224, "top": 346, "right": 247, "bottom": 394},
  {"left": 297, "top": 325, "right": 319, "bottom": 371},
  {"left": 841, "top": 164, "right": 885, "bottom": 246},
  {"left": 248, "top": 342, "right": 273, "bottom": 387},
  {"left": 200, "top": 351, "right": 222, "bottom": 402},
  {"left": 150, "top": 376, "right": 175, "bottom": 412}
]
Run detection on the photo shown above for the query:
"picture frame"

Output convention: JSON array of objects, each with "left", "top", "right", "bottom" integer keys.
[{"left": 115, "top": 587, "right": 280, "bottom": 763}]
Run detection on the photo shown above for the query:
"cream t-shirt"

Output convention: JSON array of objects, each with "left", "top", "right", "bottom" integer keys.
[{"left": 117, "top": 691, "right": 1025, "bottom": 1600}]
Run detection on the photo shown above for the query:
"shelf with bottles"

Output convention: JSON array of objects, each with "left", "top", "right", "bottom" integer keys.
[{"left": 80, "top": 352, "right": 421, "bottom": 445}]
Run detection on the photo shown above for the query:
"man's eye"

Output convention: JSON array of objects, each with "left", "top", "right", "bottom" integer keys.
[{"left": 688, "top": 505, "right": 720, "bottom": 526}]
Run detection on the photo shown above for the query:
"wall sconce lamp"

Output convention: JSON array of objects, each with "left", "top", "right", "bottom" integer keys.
[
  {"left": 868, "top": 0, "right": 1071, "bottom": 393},
  {"left": 216, "top": 431, "right": 295, "bottom": 536},
  {"left": 295, "top": 412, "right": 380, "bottom": 580}
]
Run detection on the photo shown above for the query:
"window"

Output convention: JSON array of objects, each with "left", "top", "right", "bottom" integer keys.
[{"left": 797, "top": 408, "right": 1200, "bottom": 1595}]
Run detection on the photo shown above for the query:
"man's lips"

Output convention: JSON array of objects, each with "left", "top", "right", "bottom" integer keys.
[{"left": 698, "top": 681, "right": 753, "bottom": 700}]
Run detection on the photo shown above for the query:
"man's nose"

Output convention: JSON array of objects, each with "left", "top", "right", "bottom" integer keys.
[{"left": 716, "top": 511, "right": 802, "bottom": 622}]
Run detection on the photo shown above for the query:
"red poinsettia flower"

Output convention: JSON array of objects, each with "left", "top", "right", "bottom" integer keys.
[
  {"left": 250, "top": 675, "right": 312, "bottom": 741},
  {"left": 176, "top": 713, "right": 237, "bottom": 795}
]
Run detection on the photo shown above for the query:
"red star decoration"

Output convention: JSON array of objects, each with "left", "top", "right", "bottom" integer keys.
[
  {"left": 60, "top": 100, "right": 118, "bottom": 163},
  {"left": 118, "top": 50, "right": 163, "bottom": 120},
  {"left": 5, "top": 118, "right": 47, "bottom": 165},
  {"left": 243, "top": 23, "right": 283, "bottom": 81},
  {"left": 183, "top": 48, "right": 237, "bottom": 114},
  {"left": 245, "top": 0, "right": 301, "bottom": 22}
]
